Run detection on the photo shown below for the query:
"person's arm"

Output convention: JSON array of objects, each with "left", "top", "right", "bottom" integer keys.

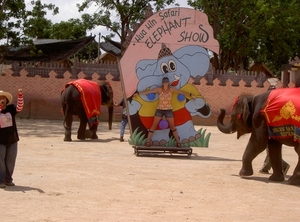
[
  {"left": 16, "top": 89, "right": 24, "bottom": 113},
  {"left": 0, "top": 100, "right": 4, "bottom": 112},
  {"left": 134, "top": 87, "right": 160, "bottom": 97},
  {"left": 114, "top": 99, "right": 124, "bottom": 107},
  {"left": 170, "top": 87, "right": 196, "bottom": 99}
]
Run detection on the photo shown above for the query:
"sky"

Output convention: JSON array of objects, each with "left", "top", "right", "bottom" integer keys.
[{"left": 33, "top": 0, "right": 192, "bottom": 42}]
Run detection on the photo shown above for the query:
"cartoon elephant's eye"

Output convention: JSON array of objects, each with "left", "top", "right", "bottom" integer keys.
[
  {"left": 160, "top": 62, "right": 169, "bottom": 74},
  {"left": 168, "top": 60, "right": 176, "bottom": 72}
]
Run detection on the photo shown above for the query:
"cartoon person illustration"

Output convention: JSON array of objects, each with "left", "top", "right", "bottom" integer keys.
[{"left": 128, "top": 43, "right": 212, "bottom": 145}]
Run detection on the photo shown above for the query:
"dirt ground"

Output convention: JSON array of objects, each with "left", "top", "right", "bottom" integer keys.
[{"left": 1, "top": 119, "right": 300, "bottom": 222}]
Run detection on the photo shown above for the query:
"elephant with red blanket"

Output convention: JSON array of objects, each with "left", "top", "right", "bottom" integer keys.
[
  {"left": 217, "top": 88, "right": 300, "bottom": 186},
  {"left": 61, "top": 79, "right": 114, "bottom": 141}
]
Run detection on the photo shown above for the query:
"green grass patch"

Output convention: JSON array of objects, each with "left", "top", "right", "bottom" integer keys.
[{"left": 129, "top": 127, "right": 211, "bottom": 147}]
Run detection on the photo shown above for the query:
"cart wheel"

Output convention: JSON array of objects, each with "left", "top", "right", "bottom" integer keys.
[{"left": 134, "top": 148, "right": 139, "bottom": 156}]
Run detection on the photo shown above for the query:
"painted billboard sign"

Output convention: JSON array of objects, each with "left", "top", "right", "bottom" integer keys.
[{"left": 120, "top": 7, "right": 219, "bottom": 148}]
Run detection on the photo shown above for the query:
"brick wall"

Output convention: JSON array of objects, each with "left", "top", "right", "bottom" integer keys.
[{"left": 1, "top": 67, "right": 291, "bottom": 126}]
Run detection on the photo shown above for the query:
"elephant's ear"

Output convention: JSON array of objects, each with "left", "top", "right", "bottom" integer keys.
[
  {"left": 242, "top": 98, "right": 250, "bottom": 123},
  {"left": 136, "top": 59, "right": 158, "bottom": 79}
]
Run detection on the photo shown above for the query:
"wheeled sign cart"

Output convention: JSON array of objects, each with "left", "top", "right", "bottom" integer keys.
[
  {"left": 118, "top": 7, "right": 218, "bottom": 155},
  {"left": 132, "top": 145, "right": 193, "bottom": 158}
]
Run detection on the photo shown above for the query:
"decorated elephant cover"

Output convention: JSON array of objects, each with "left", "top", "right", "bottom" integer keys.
[
  {"left": 261, "top": 88, "right": 300, "bottom": 141},
  {"left": 119, "top": 7, "right": 220, "bottom": 147},
  {"left": 64, "top": 79, "right": 101, "bottom": 126}
]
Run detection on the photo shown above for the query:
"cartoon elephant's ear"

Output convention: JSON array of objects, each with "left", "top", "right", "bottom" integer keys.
[
  {"left": 173, "top": 45, "right": 210, "bottom": 77},
  {"left": 242, "top": 98, "right": 250, "bottom": 123},
  {"left": 136, "top": 59, "right": 158, "bottom": 79}
]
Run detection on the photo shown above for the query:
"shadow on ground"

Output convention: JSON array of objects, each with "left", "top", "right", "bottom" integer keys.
[{"left": 4, "top": 185, "right": 45, "bottom": 193}]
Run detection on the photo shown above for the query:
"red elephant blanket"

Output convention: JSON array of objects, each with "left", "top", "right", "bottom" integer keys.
[
  {"left": 261, "top": 88, "right": 300, "bottom": 141},
  {"left": 64, "top": 79, "right": 101, "bottom": 127}
]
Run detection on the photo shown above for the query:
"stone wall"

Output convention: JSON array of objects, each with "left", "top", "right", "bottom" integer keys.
[{"left": 1, "top": 66, "right": 291, "bottom": 126}]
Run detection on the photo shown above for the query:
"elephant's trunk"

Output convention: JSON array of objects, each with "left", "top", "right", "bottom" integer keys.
[
  {"left": 217, "top": 108, "right": 234, "bottom": 134},
  {"left": 108, "top": 105, "right": 114, "bottom": 130}
]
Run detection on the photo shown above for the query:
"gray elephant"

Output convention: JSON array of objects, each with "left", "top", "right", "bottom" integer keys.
[
  {"left": 61, "top": 79, "right": 114, "bottom": 141},
  {"left": 217, "top": 88, "right": 300, "bottom": 185}
]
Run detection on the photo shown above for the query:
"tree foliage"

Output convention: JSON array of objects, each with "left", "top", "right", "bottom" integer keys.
[
  {"left": 49, "top": 19, "right": 99, "bottom": 61},
  {"left": 49, "top": 19, "right": 87, "bottom": 40},
  {"left": 77, "top": 0, "right": 177, "bottom": 52},
  {"left": 0, "top": 1, "right": 97, "bottom": 61},
  {"left": 188, "top": 0, "right": 300, "bottom": 75},
  {"left": 0, "top": 0, "right": 59, "bottom": 46},
  {"left": 0, "top": 0, "right": 26, "bottom": 46},
  {"left": 2, "top": 0, "right": 299, "bottom": 74},
  {"left": 22, "top": 0, "right": 59, "bottom": 39}
]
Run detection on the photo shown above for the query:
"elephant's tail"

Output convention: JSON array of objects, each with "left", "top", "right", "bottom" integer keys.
[
  {"left": 62, "top": 103, "right": 70, "bottom": 131},
  {"left": 61, "top": 87, "right": 71, "bottom": 131}
]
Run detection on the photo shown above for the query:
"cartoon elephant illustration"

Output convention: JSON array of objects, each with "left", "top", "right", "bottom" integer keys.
[
  {"left": 217, "top": 88, "right": 300, "bottom": 185},
  {"left": 61, "top": 79, "right": 114, "bottom": 141},
  {"left": 128, "top": 43, "right": 211, "bottom": 145}
]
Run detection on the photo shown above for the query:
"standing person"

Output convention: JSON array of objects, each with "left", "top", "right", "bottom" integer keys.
[
  {"left": 0, "top": 89, "right": 24, "bottom": 188},
  {"left": 134, "top": 77, "right": 195, "bottom": 147},
  {"left": 115, "top": 99, "right": 128, "bottom": 142},
  {"left": 259, "top": 147, "right": 290, "bottom": 176},
  {"left": 258, "top": 85, "right": 290, "bottom": 176}
]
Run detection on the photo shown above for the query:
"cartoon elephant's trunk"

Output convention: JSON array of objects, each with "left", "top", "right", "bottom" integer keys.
[
  {"left": 217, "top": 108, "right": 234, "bottom": 134},
  {"left": 108, "top": 106, "right": 114, "bottom": 130}
]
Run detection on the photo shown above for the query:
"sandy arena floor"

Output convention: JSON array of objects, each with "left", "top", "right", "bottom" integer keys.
[{"left": 1, "top": 119, "right": 300, "bottom": 222}]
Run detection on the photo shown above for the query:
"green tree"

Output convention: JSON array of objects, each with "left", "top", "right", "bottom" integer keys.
[
  {"left": 0, "top": 0, "right": 58, "bottom": 46},
  {"left": 49, "top": 20, "right": 100, "bottom": 61},
  {"left": 0, "top": 0, "right": 26, "bottom": 46},
  {"left": 77, "top": 0, "right": 177, "bottom": 53},
  {"left": 23, "top": 0, "right": 59, "bottom": 39},
  {"left": 251, "top": 0, "right": 300, "bottom": 72},
  {"left": 77, "top": 41, "right": 100, "bottom": 61},
  {"left": 49, "top": 19, "right": 87, "bottom": 40},
  {"left": 0, "top": 1, "right": 98, "bottom": 61},
  {"left": 188, "top": 0, "right": 300, "bottom": 75}
]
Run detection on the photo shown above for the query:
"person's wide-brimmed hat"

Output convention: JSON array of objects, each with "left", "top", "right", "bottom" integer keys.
[{"left": 0, "top": 90, "right": 13, "bottom": 104}]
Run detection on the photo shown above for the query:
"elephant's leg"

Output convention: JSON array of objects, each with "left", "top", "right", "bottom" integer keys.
[
  {"left": 268, "top": 139, "right": 284, "bottom": 182},
  {"left": 77, "top": 118, "right": 88, "bottom": 140},
  {"left": 64, "top": 113, "right": 73, "bottom": 141},
  {"left": 89, "top": 124, "right": 99, "bottom": 139},
  {"left": 288, "top": 144, "right": 300, "bottom": 185},
  {"left": 76, "top": 103, "right": 88, "bottom": 140},
  {"left": 239, "top": 133, "right": 267, "bottom": 177}
]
